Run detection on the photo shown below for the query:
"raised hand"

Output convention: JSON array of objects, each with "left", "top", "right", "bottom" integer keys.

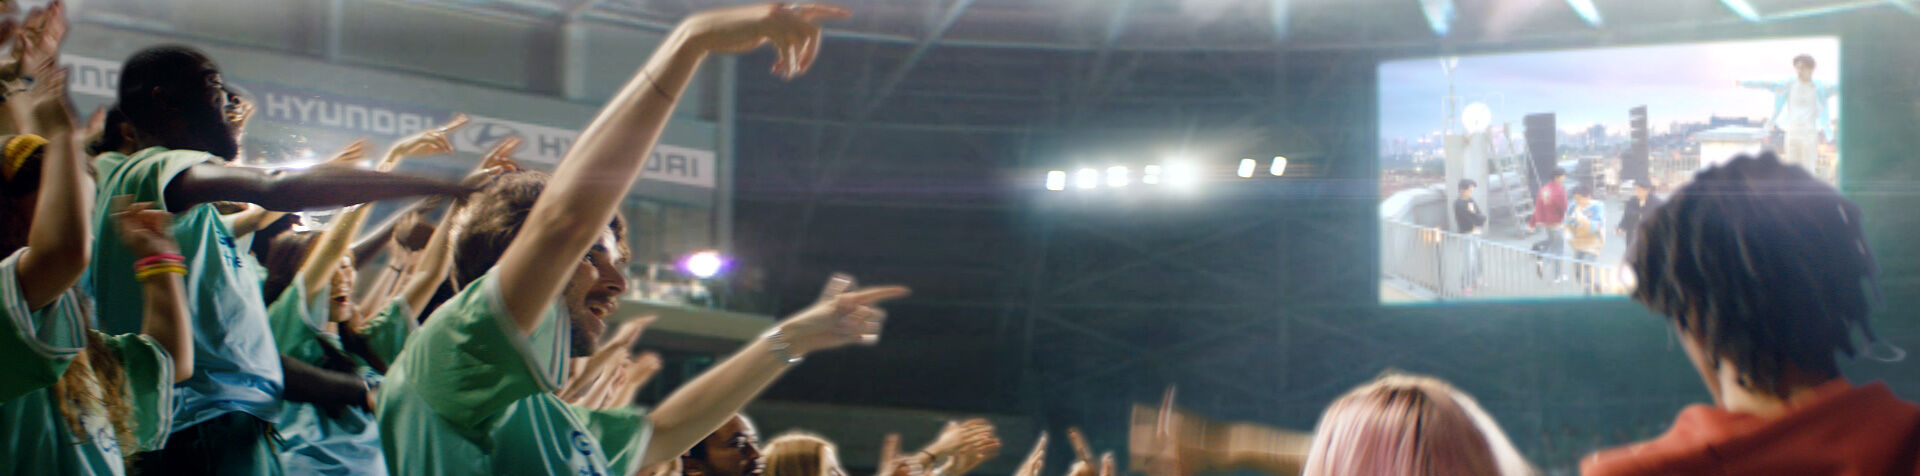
[
  {"left": 679, "top": 3, "right": 850, "bottom": 79},
  {"left": 110, "top": 199, "right": 180, "bottom": 259},
  {"left": 13, "top": 0, "right": 65, "bottom": 81},
  {"left": 877, "top": 433, "right": 912, "bottom": 476},
  {"left": 384, "top": 114, "right": 468, "bottom": 167},
  {"left": 322, "top": 139, "right": 372, "bottom": 168},
  {"left": 1012, "top": 433, "right": 1046, "bottom": 476},
  {"left": 560, "top": 315, "right": 656, "bottom": 403},
  {"left": 1065, "top": 428, "right": 1097, "bottom": 476},
  {"left": 603, "top": 350, "right": 663, "bottom": 407},
  {"left": 463, "top": 135, "right": 523, "bottom": 185},
  {"left": 226, "top": 90, "right": 256, "bottom": 130},
  {"left": 773, "top": 273, "right": 908, "bottom": 357},
  {"left": 23, "top": 64, "right": 73, "bottom": 138}
]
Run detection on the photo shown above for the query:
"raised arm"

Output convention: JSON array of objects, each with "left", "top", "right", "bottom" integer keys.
[
  {"left": 14, "top": 16, "right": 89, "bottom": 309},
  {"left": 494, "top": 3, "right": 844, "bottom": 332},
  {"left": 110, "top": 201, "right": 193, "bottom": 381},
  {"left": 221, "top": 202, "right": 287, "bottom": 239}
]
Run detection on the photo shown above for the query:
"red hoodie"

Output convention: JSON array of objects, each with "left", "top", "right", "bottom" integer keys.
[
  {"left": 1531, "top": 181, "right": 1566, "bottom": 228},
  {"left": 1583, "top": 380, "right": 1920, "bottom": 476}
]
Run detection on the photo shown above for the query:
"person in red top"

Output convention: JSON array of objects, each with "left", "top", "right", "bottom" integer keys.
[
  {"left": 1583, "top": 151, "right": 1919, "bottom": 476},
  {"left": 1528, "top": 168, "right": 1568, "bottom": 280}
]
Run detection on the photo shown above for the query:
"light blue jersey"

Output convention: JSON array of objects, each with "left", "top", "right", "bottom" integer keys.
[
  {"left": 88, "top": 147, "right": 283, "bottom": 431},
  {"left": 267, "top": 280, "right": 389, "bottom": 475}
]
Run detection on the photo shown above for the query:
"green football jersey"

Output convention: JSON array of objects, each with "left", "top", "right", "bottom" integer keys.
[
  {"left": 0, "top": 248, "right": 176, "bottom": 476},
  {"left": 378, "top": 270, "right": 651, "bottom": 476}
]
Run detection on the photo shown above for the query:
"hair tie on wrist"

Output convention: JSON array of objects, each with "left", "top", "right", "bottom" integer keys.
[{"left": 135, "top": 253, "right": 186, "bottom": 268}]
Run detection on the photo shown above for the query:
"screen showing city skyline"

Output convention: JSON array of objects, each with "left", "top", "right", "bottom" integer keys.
[{"left": 1377, "top": 37, "right": 1842, "bottom": 304}]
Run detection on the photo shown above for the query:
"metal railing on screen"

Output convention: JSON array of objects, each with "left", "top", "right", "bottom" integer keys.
[{"left": 1382, "top": 219, "right": 1628, "bottom": 301}]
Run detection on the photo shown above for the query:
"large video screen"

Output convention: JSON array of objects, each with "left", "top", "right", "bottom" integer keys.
[{"left": 1378, "top": 38, "right": 1840, "bottom": 303}]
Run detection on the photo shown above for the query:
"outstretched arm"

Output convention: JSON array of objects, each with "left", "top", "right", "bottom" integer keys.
[{"left": 161, "top": 163, "right": 471, "bottom": 214}]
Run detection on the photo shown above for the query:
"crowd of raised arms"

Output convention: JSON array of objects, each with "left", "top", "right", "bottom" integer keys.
[{"left": 0, "top": 1, "right": 1911, "bottom": 475}]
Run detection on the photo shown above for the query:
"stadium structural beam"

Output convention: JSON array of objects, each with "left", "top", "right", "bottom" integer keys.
[
  {"left": 1055, "top": 313, "right": 1272, "bottom": 387},
  {"left": 1892, "top": 0, "right": 1920, "bottom": 17},
  {"left": 1044, "top": 220, "right": 1270, "bottom": 299},
  {"left": 1418, "top": 0, "right": 1455, "bottom": 36},
  {"left": 1719, "top": 0, "right": 1763, "bottom": 21},
  {"left": 1566, "top": 0, "right": 1603, "bottom": 26}
]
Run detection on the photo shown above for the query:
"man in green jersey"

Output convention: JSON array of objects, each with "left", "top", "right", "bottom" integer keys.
[{"left": 379, "top": 3, "right": 909, "bottom": 476}]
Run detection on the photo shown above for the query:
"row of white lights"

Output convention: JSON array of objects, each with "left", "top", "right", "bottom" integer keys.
[{"left": 1045, "top": 156, "right": 1288, "bottom": 191}]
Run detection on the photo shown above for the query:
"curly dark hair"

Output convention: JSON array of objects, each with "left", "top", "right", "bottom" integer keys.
[{"left": 1627, "top": 151, "right": 1878, "bottom": 397}]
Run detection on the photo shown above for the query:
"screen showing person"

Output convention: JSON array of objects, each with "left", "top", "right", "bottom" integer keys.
[{"left": 1376, "top": 37, "right": 1840, "bottom": 303}]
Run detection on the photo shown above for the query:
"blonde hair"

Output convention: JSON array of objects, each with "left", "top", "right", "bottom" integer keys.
[
  {"left": 1302, "top": 372, "right": 1533, "bottom": 476},
  {"left": 764, "top": 432, "right": 835, "bottom": 476},
  {"left": 50, "top": 331, "right": 137, "bottom": 457}
]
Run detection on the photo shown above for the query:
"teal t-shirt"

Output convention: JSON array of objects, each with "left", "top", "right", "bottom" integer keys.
[
  {"left": 378, "top": 270, "right": 651, "bottom": 476},
  {"left": 88, "top": 147, "right": 283, "bottom": 430},
  {"left": 361, "top": 296, "right": 418, "bottom": 365},
  {"left": 0, "top": 248, "right": 177, "bottom": 476},
  {"left": 266, "top": 280, "right": 389, "bottom": 476}
]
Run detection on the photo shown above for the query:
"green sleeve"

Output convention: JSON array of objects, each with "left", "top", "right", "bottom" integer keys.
[
  {"left": 96, "top": 149, "right": 214, "bottom": 210},
  {"left": 397, "top": 271, "right": 564, "bottom": 433},
  {"left": 568, "top": 404, "right": 654, "bottom": 476},
  {"left": 266, "top": 278, "right": 329, "bottom": 362},
  {"left": 0, "top": 248, "right": 87, "bottom": 401},
  {"left": 99, "top": 330, "right": 177, "bottom": 452},
  {"left": 361, "top": 297, "right": 418, "bottom": 364}
]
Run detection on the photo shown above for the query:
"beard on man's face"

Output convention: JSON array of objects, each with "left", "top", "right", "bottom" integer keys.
[
  {"left": 565, "top": 286, "right": 613, "bottom": 357},
  {"left": 182, "top": 105, "right": 241, "bottom": 160}
]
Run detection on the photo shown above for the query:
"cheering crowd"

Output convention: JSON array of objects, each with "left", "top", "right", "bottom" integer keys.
[{"left": 2, "top": 1, "right": 1915, "bottom": 475}]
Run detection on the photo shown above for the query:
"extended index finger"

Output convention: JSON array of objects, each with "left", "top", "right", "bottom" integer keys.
[
  {"left": 838, "top": 285, "right": 910, "bottom": 305},
  {"left": 1067, "top": 427, "right": 1093, "bottom": 463},
  {"left": 436, "top": 114, "right": 470, "bottom": 132},
  {"left": 1157, "top": 387, "right": 1176, "bottom": 436},
  {"left": 789, "top": 3, "right": 852, "bottom": 21}
]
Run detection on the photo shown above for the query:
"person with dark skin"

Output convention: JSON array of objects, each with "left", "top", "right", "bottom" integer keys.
[
  {"left": 87, "top": 44, "right": 470, "bottom": 475},
  {"left": 684, "top": 415, "right": 767, "bottom": 476}
]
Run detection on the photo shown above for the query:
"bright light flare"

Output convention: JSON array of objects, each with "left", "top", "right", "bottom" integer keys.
[
  {"left": 1046, "top": 170, "right": 1067, "bottom": 191},
  {"left": 1106, "top": 166, "right": 1129, "bottom": 188},
  {"left": 1270, "top": 156, "right": 1288, "bottom": 176},
  {"left": 1237, "top": 159, "right": 1256, "bottom": 178},
  {"left": 1142, "top": 165, "right": 1162, "bottom": 185},
  {"left": 681, "top": 250, "right": 727, "bottom": 279},
  {"left": 1165, "top": 162, "right": 1197, "bottom": 187},
  {"left": 1075, "top": 168, "right": 1099, "bottom": 189}
]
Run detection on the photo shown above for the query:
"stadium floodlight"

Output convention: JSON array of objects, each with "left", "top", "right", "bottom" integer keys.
[
  {"left": 1270, "top": 156, "right": 1288, "bottom": 176},
  {"left": 1106, "top": 166, "right": 1129, "bottom": 188},
  {"left": 1142, "top": 165, "right": 1162, "bottom": 185},
  {"left": 1165, "top": 162, "right": 1197, "bottom": 187},
  {"left": 1237, "top": 159, "right": 1256, "bottom": 178},
  {"left": 1046, "top": 170, "right": 1067, "bottom": 191},
  {"left": 1076, "top": 168, "right": 1099, "bottom": 189},
  {"left": 681, "top": 250, "right": 727, "bottom": 279},
  {"left": 1719, "top": 0, "right": 1761, "bottom": 21}
]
